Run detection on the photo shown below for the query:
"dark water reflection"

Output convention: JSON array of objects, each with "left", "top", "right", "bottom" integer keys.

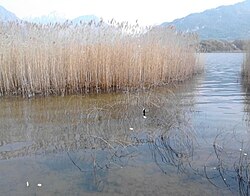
[{"left": 0, "top": 53, "right": 249, "bottom": 195}]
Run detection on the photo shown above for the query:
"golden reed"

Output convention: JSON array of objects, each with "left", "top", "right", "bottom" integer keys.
[{"left": 0, "top": 20, "right": 201, "bottom": 97}]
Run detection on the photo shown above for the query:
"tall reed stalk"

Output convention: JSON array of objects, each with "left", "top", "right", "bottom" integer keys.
[
  {"left": 0, "top": 20, "right": 201, "bottom": 97},
  {"left": 242, "top": 41, "right": 250, "bottom": 84}
]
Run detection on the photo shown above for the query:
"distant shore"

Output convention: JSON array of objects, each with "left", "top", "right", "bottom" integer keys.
[{"left": 198, "top": 39, "right": 245, "bottom": 53}]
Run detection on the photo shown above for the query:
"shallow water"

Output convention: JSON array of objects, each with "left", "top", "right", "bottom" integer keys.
[{"left": 0, "top": 53, "right": 249, "bottom": 195}]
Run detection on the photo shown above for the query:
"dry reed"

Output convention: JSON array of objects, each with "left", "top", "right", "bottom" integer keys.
[
  {"left": 242, "top": 41, "right": 250, "bottom": 84},
  {"left": 0, "top": 20, "right": 201, "bottom": 97}
]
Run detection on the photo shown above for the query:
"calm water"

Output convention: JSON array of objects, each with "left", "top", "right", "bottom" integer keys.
[{"left": 0, "top": 53, "right": 249, "bottom": 196}]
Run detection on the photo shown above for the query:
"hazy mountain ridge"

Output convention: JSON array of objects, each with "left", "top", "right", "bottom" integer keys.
[
  {"left": 1, "top": 2, "right": 250, "bottom": 40},
  {"left": 162, "top": 0, "right": 250, "bottom": 40},
  {"left": 0, "top": 5, "right": 100, "bottom": 24},
  {"left": 26, "top": 13, "right": 100, "bottom": 24},
  {"left": 72, "top": 15, "right": 100, "bottom": 24},
  {"left": 0, "top": 5, "right": 19, "bottom": 21},
  {"left": 25, "top": 12, "right": 66, "bottom": 24}
]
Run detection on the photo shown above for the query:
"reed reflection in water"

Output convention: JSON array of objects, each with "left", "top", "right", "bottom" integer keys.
[
  {"left": 0, "top": 89, "right": 192, "bottom": 159},
  {"left": 0, "top": 89, "right": 210, "bottom": 195}
]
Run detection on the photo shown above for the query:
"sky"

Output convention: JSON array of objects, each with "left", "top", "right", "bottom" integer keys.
[{"left": 0, "top": 0, "right": 245, "bottom": 25}]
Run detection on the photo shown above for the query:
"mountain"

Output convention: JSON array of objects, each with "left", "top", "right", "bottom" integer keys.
[
  {"left": 72, "top": 15, "right": 100, "bottom": 24},
  {"left": 161, "top": 0, "right": 250, "bottom": 40},
  {"left": 0, "top": 5, "right": 19, "bottom": 21},
  {"left": 25, "top": 12, "right": 66, "bottom": 24},
  {"left": 26, "top": 12, "right": 100, "bottom": 25}
]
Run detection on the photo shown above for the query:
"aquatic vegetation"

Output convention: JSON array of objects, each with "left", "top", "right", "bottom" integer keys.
[
  {"left": 242, "top": 41, "right": 250, "bottom": 84},
  {"left": 0, "top": 90, "right": 191, "bottom": 159},
  {"left": 149, "top": 128, "right": 196, "bottom": 174},
  {"left": 0, "top": 90, "right": 194, "bottom": 191},
  {"left": 0, "top": 20, "right": 201, "bottom": 97},
  {"left": 204, "top": 132, "right": 250, "bottom": 196}
]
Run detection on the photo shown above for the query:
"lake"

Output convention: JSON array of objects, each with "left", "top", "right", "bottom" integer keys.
[{"left": 0, "top": 53, "right": 249, "bottom": 196}]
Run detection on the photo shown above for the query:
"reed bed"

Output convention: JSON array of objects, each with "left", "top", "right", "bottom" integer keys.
[
  {"left": 0, "top": 20, "right": 200, "bottom": 97},
  {"left": 242, "top": 41, "right": 250, "bottom": 84}
]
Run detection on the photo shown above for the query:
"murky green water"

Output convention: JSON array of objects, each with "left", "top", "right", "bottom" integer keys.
[{"left": 0, "top": 53, "right": 249, "bottom": 195}]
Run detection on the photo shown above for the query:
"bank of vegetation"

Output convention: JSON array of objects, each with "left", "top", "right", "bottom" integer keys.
[
  {"left": 199, "top": 39, "right": 244, "bottom": 53},
  {"left": 0, "top": 21, "right": 201, "bottom": 97}
]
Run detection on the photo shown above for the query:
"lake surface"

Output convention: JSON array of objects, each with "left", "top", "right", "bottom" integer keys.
[{"left": 0, "top": 53, "right": 249, "bottom": 195}]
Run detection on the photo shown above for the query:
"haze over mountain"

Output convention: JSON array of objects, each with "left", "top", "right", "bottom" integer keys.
[
  {"left": 162, "top": 0, "right": 250, "bottom": 40},
  {"left": 0, "top": 5, "right": 19, "bottom": 21},
  {"left": 25, "top": 12, "right": 100, "bottom": 24},
  {"left": 1, "top": 1, "right": 249, "bottom": 41},
  {"left": 72, "top": 15, "right": 100, "bottom": 24},
  {"left": 0, "top": 5, "right": 100, "bottom": 25},
  {"left": 25, "top": 12, "right": 66, "bottom": 24}
]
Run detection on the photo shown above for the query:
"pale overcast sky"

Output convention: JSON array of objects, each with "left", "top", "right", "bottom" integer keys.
[{"left": 0, "top": 0, "right": 244, "bottom": 25}]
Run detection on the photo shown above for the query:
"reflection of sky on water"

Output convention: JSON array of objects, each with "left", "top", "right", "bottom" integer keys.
[{"left": 189, "top": 53, "right": 250, "bottom": 138}]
